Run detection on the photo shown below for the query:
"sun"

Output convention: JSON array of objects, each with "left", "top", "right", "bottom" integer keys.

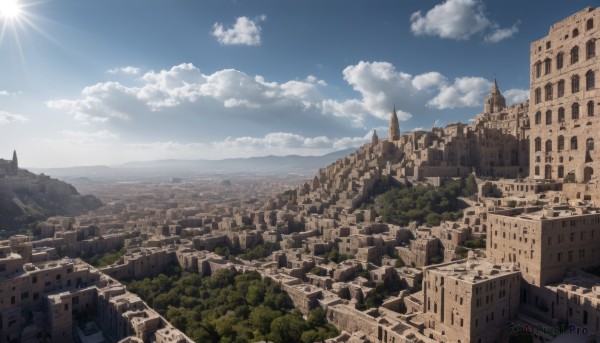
[{"left": 0, "top": 0, "right": 22, "bottom": 20}]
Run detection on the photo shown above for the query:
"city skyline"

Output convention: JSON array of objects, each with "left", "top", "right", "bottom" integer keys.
[{"left": 0, "top": 0, "right": 593, "bottom": 167}]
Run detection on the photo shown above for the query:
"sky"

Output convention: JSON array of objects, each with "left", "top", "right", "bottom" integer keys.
[{"left": 0, "top": 0, "right": 595, "bottom": 167}]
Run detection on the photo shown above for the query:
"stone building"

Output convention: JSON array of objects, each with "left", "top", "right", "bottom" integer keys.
[
  {"left": 487, "top": 206, "right": 600, "bottom": 287},
  {"left": 422, "top": 255, "right": 521, "bottom": 343},
  {"left": 529, "top": 7, "right": 599, "bottom": 186}
]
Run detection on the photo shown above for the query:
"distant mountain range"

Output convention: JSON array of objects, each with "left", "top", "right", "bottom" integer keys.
[{"left": 29, "top": 148, "right": 357, "bottom": 180}]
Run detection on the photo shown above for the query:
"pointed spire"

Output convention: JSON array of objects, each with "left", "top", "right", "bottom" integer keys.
[
  {"left": 388, "top": 106, "right": 400, "bottom": 142},
  {"left": 372, "top": 130, "right": 379, "bottom": 146},
  {"left": 11, "top": 150, "right": 18, "bottom": 174}
]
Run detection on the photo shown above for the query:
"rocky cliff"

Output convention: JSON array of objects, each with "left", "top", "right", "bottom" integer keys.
[{"left": 0, "top": 170, "right": 102, "bottom": 231}]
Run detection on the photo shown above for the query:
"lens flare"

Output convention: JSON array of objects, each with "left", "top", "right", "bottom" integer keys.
[{"left": 0, "top": 0, "right": 22, "bottom": 20}]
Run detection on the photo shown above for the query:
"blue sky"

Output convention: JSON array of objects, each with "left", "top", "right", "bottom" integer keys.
[{"left": 0, "top": 0, "right": 594, "bottom": 167}]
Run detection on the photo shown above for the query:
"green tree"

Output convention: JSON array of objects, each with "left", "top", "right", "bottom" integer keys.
[{"left": 269, "top": 314, "right": 305, "bottom": 343}]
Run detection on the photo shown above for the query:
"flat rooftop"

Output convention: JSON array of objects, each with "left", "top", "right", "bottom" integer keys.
[
  {"left": 427, "top": 257, "right": 519, "bottom": 284},
  {"left": 489, "top": 206, "right": 600, "bottom": 221}
]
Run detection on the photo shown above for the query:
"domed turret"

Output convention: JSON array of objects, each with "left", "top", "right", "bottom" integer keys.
[{"left": 484, "top": 79, "right": 506, "bottom": 114}]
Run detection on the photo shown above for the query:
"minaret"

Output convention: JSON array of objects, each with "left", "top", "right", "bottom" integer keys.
[
  {"left": 372, "top": 130, "right": 379, "bottom": 145},
  {"left": 484, "top": 79, "right": 506, "bottom": 114},
  {"left": 388, "top": 106, "right": 400, "bottom": 141},
  {"left": 11, "top": 150, "right": 18, "bottom": 174}
]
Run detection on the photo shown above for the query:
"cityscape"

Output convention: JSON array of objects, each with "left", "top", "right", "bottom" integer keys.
[{"left": 0, "top": 1, "right": 599, "bottom": 343}]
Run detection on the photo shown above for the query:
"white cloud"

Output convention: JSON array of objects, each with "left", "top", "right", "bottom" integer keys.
[
  {"left": 411, "top": 0, "right": 518, "bottom": 43},
  {"left": 484, "top": 23, "right": 519, "bottom": 43},
  {"left": 211, "top": 15, "right": 266, "bottom": 46},
  {"left": 0, "top": 111, "right": 28, "bottom": 125},
  {"left": 212, "top": 132, "right": 370, "bottom": 155},
  {"left": 412, "top": 72, "right": 447, "bottom": 90},
  {"left": 47, "top": 63, "right": 326, "bottom": 123},
  {"left": 504, "top": 88, "right": 529, "bottom": 105},
  {"left": 428, "top": 77, "right": 491, "bottom": 109},
  {"left": 0, "top": 90, "right": 20, "bottom": 97},
  {"left": 107, "top": 66, "right": 141, "bottom": 75}
]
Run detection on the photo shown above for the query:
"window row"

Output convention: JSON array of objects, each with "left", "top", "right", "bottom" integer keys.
[
  {"left": 534, "top": 40, "right": 596, "bottom": 78},
  {"left": 534, "top": 71, "right": 595, "bottom": 104},
  {"left": 533, "top": 102, "right": 595, "bottom": 124},
  {"left": 534, "top": 137, "right": 594, "bottom": 152}
]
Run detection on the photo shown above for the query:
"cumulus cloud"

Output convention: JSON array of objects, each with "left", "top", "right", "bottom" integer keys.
[
  {"left": 411, "top": 0, "right": 518, "bottom": 42},
  {"left": 322, "top": 61, "right": 443, "bottom": 125},
  {"left": 47, "top": 63, "right": 327, "bottom": 123},
  {"left": 107, "top": 66, "right": 141, "bottom": 75},
  {"left": 504, "top": 88, "right": 529, "bottom": 105},
  {"left": 0, "top": 111, "right": 28, "bottom": 125},
  {"left": 211, "top": 15, "right": 266, "bottom": 46},
  {"left": 485, "top": 23, "right": 519, "bottom": 43},
  {"left": 428, "top": 77, "right": 491, "bottom": 109}
]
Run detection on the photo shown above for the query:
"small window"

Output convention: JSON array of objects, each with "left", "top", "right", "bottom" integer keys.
[
  {"left": 571, "top": 46, "right": 579, "bottom": 64},
  {"left": 587, "top": 40, "right": 596, "bottom": 59},
  {"left": 558, "top": 107, "right": 565, "bottom": 122},
  {"left": 545, "top": 84, "right": 553, "bottom": 101},
  {"left": 546, "top": 110, "right": 552, "bottom": 124},
  {"left": 557, "top": 52, "right": 564, "bottom": 69},
  {"left": 535, "top": 137, "right": 542, "bottom": 152},
  {"left": 545, "top": 139, "right": 552, "bottom": 152},
  {"left": 586, "top": 70, "right": 595, "bottom": 90},
  {"left": 558, "top": 136, "right": 565, "bottom": 150},
  {"left": 571, "top": 136, "right": 578, "bottom": 150},
  {"left": 573, "top": 28, "right": 579, "bottom": 37},
  {"left": 572, "top": 103, "right": 580, "bottom": 119},
  {"left": 572, "top": 75, "right": 580, "bottom": 93},
  {"left": 546, "top": 41, "right": 551, "bottom": 49},
  {"left": 544, "top": 58, "right": 552, "bottom": 75},
  {"left": 535, "top": 88, "right": 542, "bottom": 104},
  {"left": 588, "top": 101, "right": 594, "bottom": 117},
  {"left": 587, "top": 19, "right": 594, "bottom": 31},
  {"left": 557, "top": 80, "right": 565, "bottom": 97},
  {"left": 535, "top": 62, "right": 542, "bottom": 78}
]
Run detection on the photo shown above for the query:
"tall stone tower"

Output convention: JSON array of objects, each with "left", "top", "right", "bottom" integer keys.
[
  {"left": 484, "top": 79, "right": 506, "bottom": 114},
  {"left": 372, "top": 130, "right": 379, "bottom": 145},
  {"left": 11, "top": 150, "right": 18, "bottom": 174},
  {"left": 388, "top": 106, "right": 400, "bottom": 141}
]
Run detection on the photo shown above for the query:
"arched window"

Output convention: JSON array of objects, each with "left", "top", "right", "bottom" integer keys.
[
  {"left": 571, "top": 136, "right": 578, "bottom": 150},
  {"left": 558, "top": 165, "right": 565, "bottom": 178},
  {"left": 535, "top": 137, "right": 542, "bottom": 152},
  {"left": 535, "top": 88, "right": 542, "bottom": 104},
  {"left": 544, "top": 58, "right": 552, "bottom": 75},
  {"left": 587, "top": 40, "right": 596, "bottom": 59},
  {"left": 545, "top": 110, "right": 552, "bottom": 124},
  {"left": 558, "top": 107, "right": 565, "bottom": 122},
  {"left": 572, "top": 75, "right": 580, "bottom": 93},
  {"left": 587, "top": 138, "right": 594, "bottom": 151},
  {"left": 588, "top": 101, "right": 595, "bottom": 117},
  {"left": 535, "top": 61, "right": 542, "bottom": 78},
  {"left": 587, "top": 19, "right": 594, "bottom": 31},
  {"left": 545, "top": 139, "right": 552, "bottom": 152},
  {"left": 545, "top": 165, "right": 552, "bottom": 179},
  {"left": 535, "top": 165, "right": 540, "bottom": 176},
  {"left": 557, "top": 79, "right": 565, "bottom": 97},
  {"left": 573, "top": 28, "right": 579, "bottom": 37},
  {"left": 586, "top": 70, "right": 595, "bottom": 90},
  {"left": 557, "top": 53, "right": 564, "bottom": 69},
  {"left": 545, "top": 83, "right": 553, "bottom": 100},
  {"left": 572, "top": 103, "right": 580, "bottom": 119},
  {"left": 571, "top": 46, "right": 579, "bottom": 64},
  {"left": 535, "top": 111, "right": 542, "bottom": 124},
  {"left": 558, "top": 136, "right": 565, "bottom": 151}
]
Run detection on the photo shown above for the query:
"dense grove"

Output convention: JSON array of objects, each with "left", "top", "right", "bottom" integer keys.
[
  {"left": 368, "top": 175, "right": 477, "bottom": 227},
  {"left": 127, "top": 269, "right": 338, "bottom": 343},
  {"left": 88, "top": 247, "right": 127, "bottom": 267}
]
